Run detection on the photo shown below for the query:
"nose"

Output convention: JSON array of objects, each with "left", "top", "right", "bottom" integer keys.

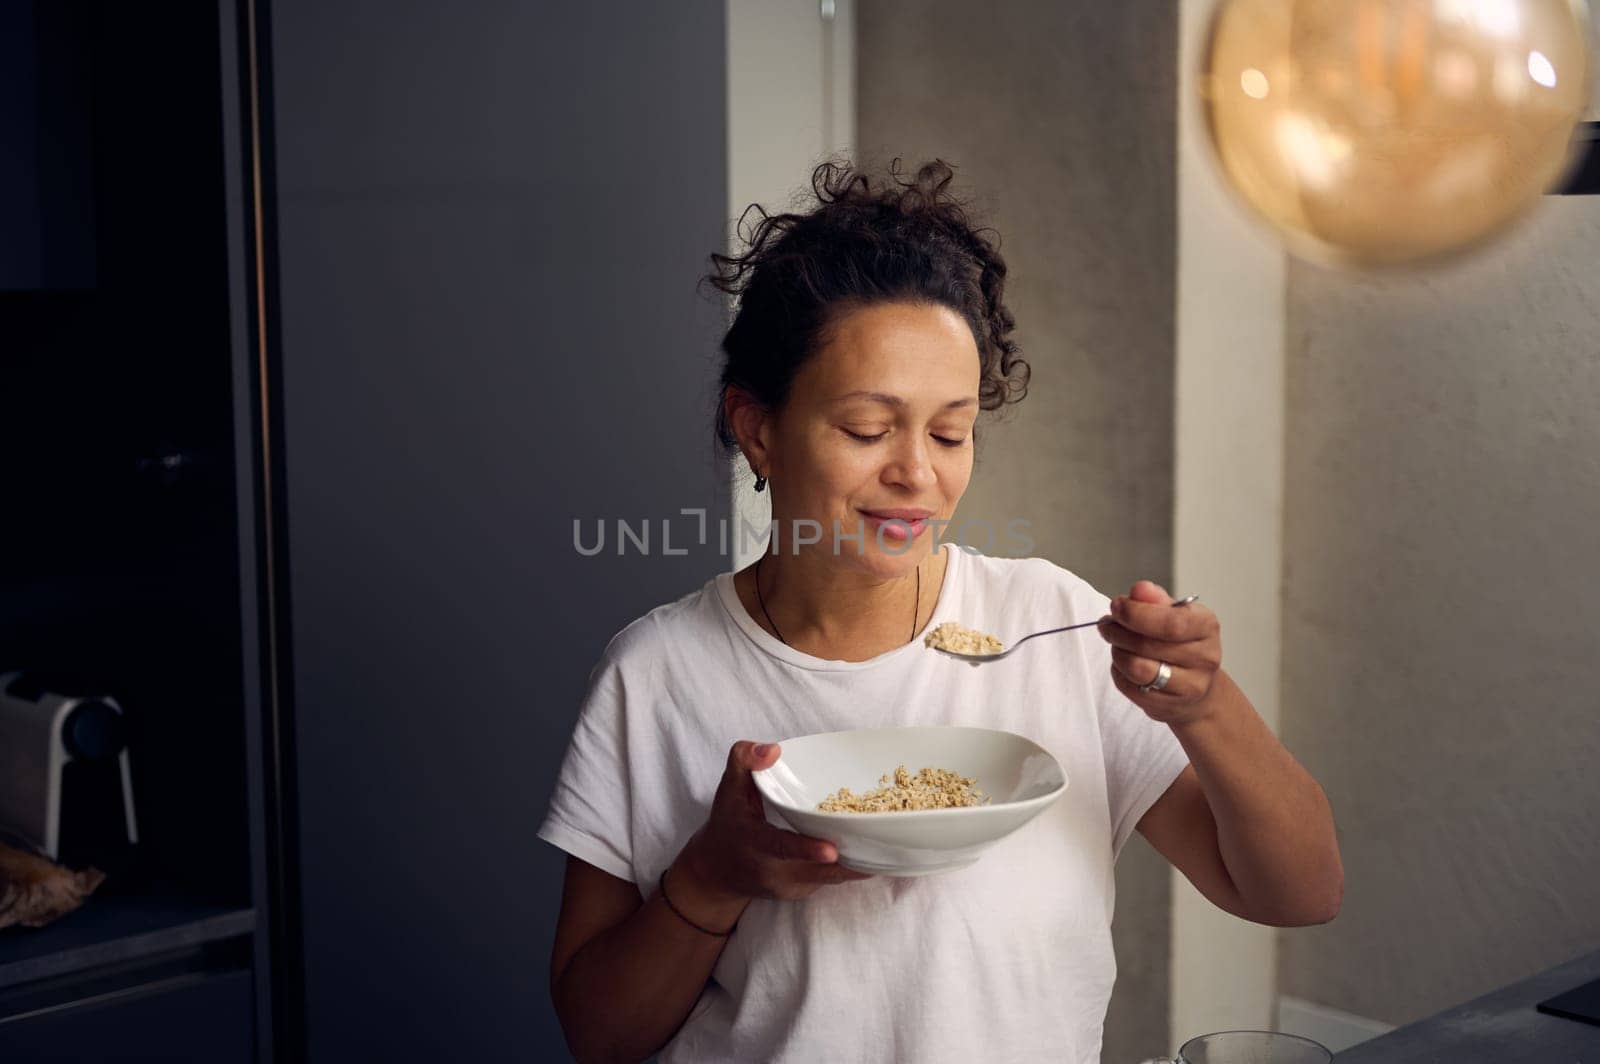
[{"left": 881, "top": 435, "right": 937, "bottom": 492}]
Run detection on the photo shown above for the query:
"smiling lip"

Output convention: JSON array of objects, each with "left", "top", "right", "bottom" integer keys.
[
  {"left": 859, "top": 508, "right": 934, "bottom": 522},
  {"left": 858, "top": 509, "right": 933, "bottom": 540}
]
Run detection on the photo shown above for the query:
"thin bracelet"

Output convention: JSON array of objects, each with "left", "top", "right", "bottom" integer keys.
[{"left": 658, "top": 868, "right": 738, "bottom": 938}]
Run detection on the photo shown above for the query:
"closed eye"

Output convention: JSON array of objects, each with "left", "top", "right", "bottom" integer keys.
[{"left": 842, "top": 428, "right": 967, "bottom": 446}]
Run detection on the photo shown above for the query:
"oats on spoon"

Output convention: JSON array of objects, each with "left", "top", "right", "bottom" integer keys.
[{"left": 923, "top": 621, "right": 1004, "bottom": 656}]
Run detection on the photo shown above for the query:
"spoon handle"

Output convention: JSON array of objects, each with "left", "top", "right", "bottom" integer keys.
[
  {"left": 1010, "top": 594, "right": 1199, "bottom": 650},
  {"left": 1024, "top": 619, "right": 1102, "bottom": 640}
]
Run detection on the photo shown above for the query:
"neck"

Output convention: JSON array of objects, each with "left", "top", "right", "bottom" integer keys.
[{"left": 752, "top": 543, "right": 942, "bottom": 658}]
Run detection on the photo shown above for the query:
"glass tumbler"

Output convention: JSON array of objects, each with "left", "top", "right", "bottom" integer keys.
[{"left": 1140, "top": 1029, "right": 1333, "bottom": 1064}]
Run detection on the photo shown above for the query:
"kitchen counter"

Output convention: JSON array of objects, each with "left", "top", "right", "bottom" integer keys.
[{"left": 1333, "top": 947, "right": 1600, "bottom": 1062}]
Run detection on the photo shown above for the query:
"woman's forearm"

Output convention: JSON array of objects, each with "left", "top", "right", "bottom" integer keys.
[
  {"left": 1170, "top": 669, "right": 1344, "bottom": 926},
  {"left": 554, "top": 847, "right": 750, "bottom": 1063}
]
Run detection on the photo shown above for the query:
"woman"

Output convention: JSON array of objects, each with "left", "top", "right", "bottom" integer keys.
[{"left": 539, "top": 160, "right": 1343, "bottom": 1063}]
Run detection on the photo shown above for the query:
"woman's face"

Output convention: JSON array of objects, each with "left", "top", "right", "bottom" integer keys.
[{"left": 763, "top": 300, "right": 981, "bottom": 577}]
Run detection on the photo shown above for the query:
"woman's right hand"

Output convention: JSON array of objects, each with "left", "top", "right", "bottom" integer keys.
[{"left": 671, "top": 740, "right": 872, "bottom": 914}]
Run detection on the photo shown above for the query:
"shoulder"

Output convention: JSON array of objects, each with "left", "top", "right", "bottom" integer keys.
[
  {"left": 947, "top": 548, "right": 1112, "bottom": 630},
  {"left": 956, "top": 548, "right": 1108, "bottom": 605},
  {"left": 591, "top": 574, "right": 723, "bottom": 676}
]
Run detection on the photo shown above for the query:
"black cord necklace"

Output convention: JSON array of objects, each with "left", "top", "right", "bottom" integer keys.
[{"left": 754, "top": 552, "right": 921, "bottom": 647}]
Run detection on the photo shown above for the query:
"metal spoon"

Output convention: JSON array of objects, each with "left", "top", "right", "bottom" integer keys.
[{"left": 928, "top": 594, "right": 1200, "bottom": 664}]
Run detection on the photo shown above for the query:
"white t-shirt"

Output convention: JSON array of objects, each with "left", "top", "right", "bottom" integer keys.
[{"left": 538, "top": 543, "right": 1191, "bottom": 1063}]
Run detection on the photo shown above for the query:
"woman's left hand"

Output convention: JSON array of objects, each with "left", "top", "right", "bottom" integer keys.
[{"left": 1096, "top": 579, "right": 1223, "bottom": 726}]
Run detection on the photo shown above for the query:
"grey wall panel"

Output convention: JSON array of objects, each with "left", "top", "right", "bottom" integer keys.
[{"left": 266, "top": 3, "right": 727, "bottom": 1057}]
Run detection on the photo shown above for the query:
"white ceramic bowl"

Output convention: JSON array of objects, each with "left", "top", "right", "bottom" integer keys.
[{"left": 752, "top": 726, "right": 1067, "bottom": 877}]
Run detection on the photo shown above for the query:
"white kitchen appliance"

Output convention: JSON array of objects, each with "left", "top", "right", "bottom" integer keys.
[{"left": 0, "top": 671, "right": 138, "bottom": 863}]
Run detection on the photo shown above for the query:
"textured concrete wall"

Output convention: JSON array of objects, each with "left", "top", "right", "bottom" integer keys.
[
  {"left": 857, "top": 5, "right": 1179, "bottom": 1060},
  {"left": 727, "top": 0, "right": 855, "bottom": 569},
  {"left": 1279, "top": 191, "right": 1600, "bottom": 1021}
]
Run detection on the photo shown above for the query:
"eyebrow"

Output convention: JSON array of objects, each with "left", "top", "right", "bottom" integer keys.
[{"left": 833, "top": 391, "right": 978, "bottom": 410}]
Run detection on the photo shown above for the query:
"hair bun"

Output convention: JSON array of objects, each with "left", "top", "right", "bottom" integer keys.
[{"left": 707, "top": 157, "right": 1030, "bottom": 453}]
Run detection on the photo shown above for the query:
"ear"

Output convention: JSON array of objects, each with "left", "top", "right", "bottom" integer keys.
[{"left": 723, "top": 386, "right": 774, "bottom": 476}]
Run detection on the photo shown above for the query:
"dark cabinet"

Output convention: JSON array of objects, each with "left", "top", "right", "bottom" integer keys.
[
  {"left": 1, "top": 967, "right": 255, "bottom": 1063},
  {"left": 1, "top": 2, "right": 281, "bottom": 1059},
  {"left": 4, "top": 1, "right": 729, "bottom": 1059}
]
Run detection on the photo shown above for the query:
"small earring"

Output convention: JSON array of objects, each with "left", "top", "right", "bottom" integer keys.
[{"left": 753, "top": 473, "right": 767, "bottom": 493}]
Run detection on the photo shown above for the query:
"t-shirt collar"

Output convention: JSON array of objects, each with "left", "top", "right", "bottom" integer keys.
[{"left": 713, "top": 542, "right": 962, "bottom": 672}]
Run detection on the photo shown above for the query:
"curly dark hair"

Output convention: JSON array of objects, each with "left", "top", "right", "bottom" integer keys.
[{"left": 705, "top": 157, "right": 1030, "bottom": 454}]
